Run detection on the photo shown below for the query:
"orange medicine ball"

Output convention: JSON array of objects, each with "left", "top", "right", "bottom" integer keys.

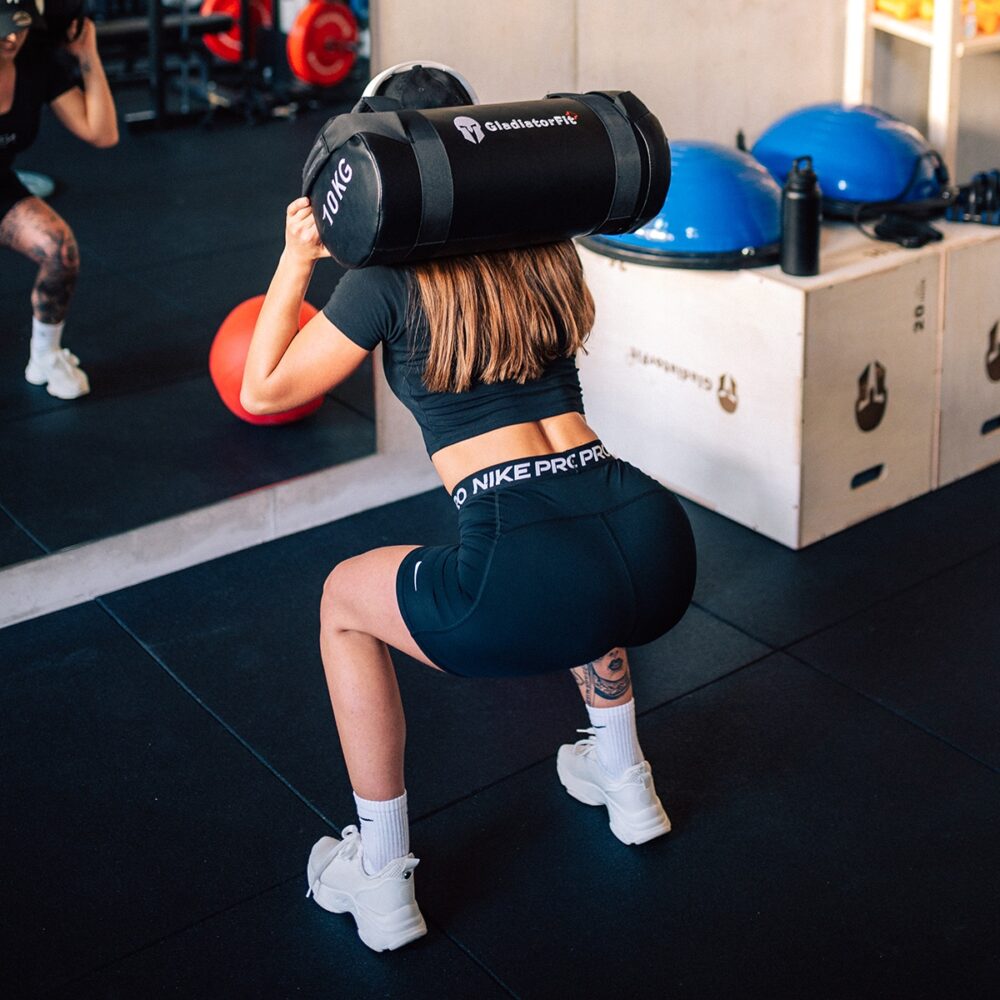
[{"left": 209, "top": 295, "right": 324, "bottom": 426}]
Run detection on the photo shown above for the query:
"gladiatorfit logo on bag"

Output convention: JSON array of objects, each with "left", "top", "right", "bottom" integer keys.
[
  {"left": 453, "top": 116, "right": 485, "bottom": 144},
  {"left": 453, "top": 111, "right": 580, "bottom": 145}
]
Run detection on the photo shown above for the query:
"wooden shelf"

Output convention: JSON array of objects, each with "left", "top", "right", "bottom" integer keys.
[
  {"left": 846, "top": 0, "right": 1000, "bottom": 173},
  {"left": 869, "top": 10, "right": 1000, "bottom": 55},
  {"left": 959, "top": 25, "right": 1000, "bottom": 54},
  {"left": 870, "top": 11, "right": 935, "bottom": 46}
]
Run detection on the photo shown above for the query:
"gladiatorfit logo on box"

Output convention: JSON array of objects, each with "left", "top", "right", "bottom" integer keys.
[
  {"left": 855, "top": 361, "right": 888, "bottom": 432},
  {"left": 987, "top": 320, "right": 1000, "bottom": 382},
  {"left": 453, "top": 111, "right": 579, "bottom": 145},
  {"left": 628, "top": 347, "right": 739, "bottom": 414}
]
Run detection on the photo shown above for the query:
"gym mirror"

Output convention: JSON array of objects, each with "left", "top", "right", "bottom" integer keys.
[{"left": 0, "top": 55, "right": 376, "bottom": 579}]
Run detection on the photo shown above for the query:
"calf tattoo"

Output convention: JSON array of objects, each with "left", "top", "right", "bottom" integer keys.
[
  {"left": 31, "top": 232, "right": 80, "bottom": 323},
  {"left": 0, "top": 201, "right": 80, "bottom": 324},
  {"left": 571, "top": 648, "right": 631, "bottom": 705}
]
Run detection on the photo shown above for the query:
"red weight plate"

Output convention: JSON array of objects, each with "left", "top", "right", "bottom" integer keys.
[
  {"left": 201, "top": 0, "right": 274, "bottom": 64},
  {"left": 287, "top": 1, "right": 358, "bottom": 87}
]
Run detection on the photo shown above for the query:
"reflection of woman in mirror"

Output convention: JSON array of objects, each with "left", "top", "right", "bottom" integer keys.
[
  {"left": 241, "top": 65, "right": 696, "bottom": 954},
  {"left": 0, "top": 2, "right": 117, "bottom": 400}
]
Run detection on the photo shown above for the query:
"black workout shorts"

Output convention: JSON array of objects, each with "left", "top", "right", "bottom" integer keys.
[
  {"left": 0, "top": 169, "right": 32, "bottom": 226},
  {"left": 396, "top": 442, "right": 697, "bottom": 678}
]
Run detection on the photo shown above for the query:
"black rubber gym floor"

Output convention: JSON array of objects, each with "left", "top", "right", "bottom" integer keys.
[
  {"left": 3, "top": 462, "right": 999, "bottom": 999},
  {"left": 0, "top": 90, "right": 374, "bottom": 564}
]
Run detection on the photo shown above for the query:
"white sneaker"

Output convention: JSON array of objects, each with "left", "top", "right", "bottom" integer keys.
[
  {"left": 557, "top": 728, "right": 672, "bottom": 845},
  {"left": 25, "top": 348, "right": 90, "bottom": 400},
  {"left": 306, "top": 825, "right": 427, "bottom": 952}
]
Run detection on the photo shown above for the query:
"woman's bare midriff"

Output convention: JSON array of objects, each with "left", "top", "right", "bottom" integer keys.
[{"left": 431, "top": 412, "right": 601, "bottom": 494}]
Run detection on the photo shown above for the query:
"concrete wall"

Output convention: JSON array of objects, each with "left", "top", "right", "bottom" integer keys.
[
  {"left": 370, "top": 0, "right": 998, "bottom": 177},
  {"left": 369, "top": 0, "right": 578, "bottom": 103},
  {"left": 574, "top": 0, "right": 844, "bottom": 149},
  {"left": 371, "top": 0, "right": 845, "bottom": 147}
]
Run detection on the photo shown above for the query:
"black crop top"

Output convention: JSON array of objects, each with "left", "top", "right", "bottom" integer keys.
[
  {"left": 323, "top": 265, "right": 585, "bottom": 456},
  {"left": 0, "top": 38, "right": 77, "bottom": 172}
]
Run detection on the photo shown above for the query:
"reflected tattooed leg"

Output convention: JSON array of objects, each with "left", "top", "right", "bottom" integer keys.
[
  {"left": 570, "top": 647, "right": 632, "bottom": 707},
  {"left": 31, "top": 230, "right": 79, "bottom": 323},
  {"left": 0, "top": 196, "right": 80, "bottom": 324}
]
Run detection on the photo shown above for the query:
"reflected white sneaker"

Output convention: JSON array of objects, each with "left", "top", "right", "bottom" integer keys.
[
  {"left": 25, "top": 348, "right": 90, "bottom": 399},
  {"left": 557, "top": 728, "right": 672, "bottom": 845},
  {"left": 306, "top": 825, "right": 427, "bottom": 952}
]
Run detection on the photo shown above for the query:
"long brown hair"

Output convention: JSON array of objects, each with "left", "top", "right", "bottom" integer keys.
[{"left": 408, "top": 241, "right": 594, "bottom": 394}]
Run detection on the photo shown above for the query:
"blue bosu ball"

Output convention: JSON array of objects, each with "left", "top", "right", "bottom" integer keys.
[
  {"left": 752, "top": 103, "right": 945, "bottom": 217},
  {"left": 581, "top": 140, "right": 782, "bottom": 269}
]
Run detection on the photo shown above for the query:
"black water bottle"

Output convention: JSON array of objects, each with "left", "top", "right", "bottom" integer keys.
[{"left": 781, "top": 156, "right": 822, "bottom": 276}]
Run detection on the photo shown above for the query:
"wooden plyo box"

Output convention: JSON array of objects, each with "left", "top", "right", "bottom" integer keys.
[
  {"left": 577, "top": 227, "right": 942, "bottom": 549},
  {"left": 936, "top": 222, "right": 1000, "bottom": 488}
]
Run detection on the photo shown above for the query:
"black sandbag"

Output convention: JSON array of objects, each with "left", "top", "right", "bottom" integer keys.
[
  {"left": 41, "top": 0, "right": 86, "bottom": 42},
  {"left": 301, "top": 90, "right": 669, "bottom": 268}
]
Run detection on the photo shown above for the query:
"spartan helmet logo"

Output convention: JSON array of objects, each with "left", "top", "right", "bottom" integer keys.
[
  {"left": 453, "top": 116, "right": 485, "bottom": 144},
  {"left": 986, "top": 320, "right": 1000, "bottom": 382},
  {"left": 856, "top": 361, "right": 888, "bottom": 432},
  {"left": 717, "top": 373, "right": 738, "bottom": 413}
]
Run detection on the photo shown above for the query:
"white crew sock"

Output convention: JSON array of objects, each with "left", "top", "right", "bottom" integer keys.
[
  {"left": 353, "top": 790, "right": 409, "bottom": 876},
  {"left": 31, "top": 317, "right": 64, "bottom": 359},
  {"left": 586, "top": 699, "right": 644, "bottom": 778}
]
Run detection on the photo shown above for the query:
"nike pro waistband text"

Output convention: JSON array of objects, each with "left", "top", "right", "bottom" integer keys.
[{"left": 451, "top": 441, "right": 613, "bottom": 510}]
